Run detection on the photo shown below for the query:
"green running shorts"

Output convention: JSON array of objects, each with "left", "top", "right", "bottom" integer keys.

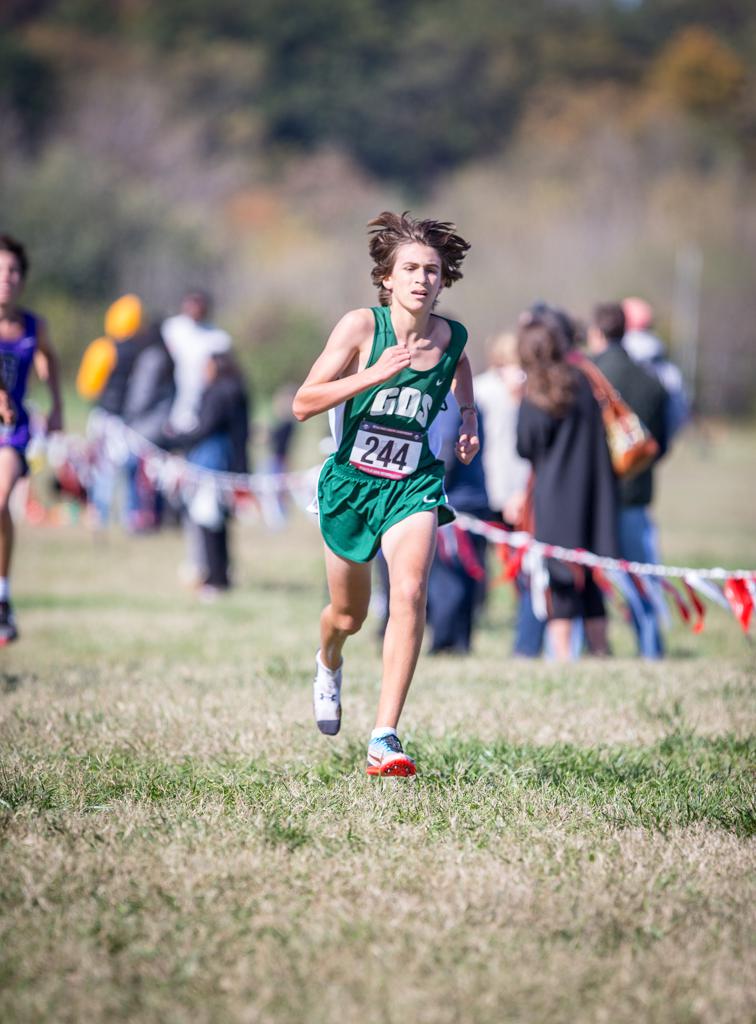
[{"left": 316, "top": 457, "right": 455, "bottom": 563}]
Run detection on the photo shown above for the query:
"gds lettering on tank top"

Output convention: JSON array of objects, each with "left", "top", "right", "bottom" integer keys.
[{"left": 369, "top": 386, "right": 433, "bottom": 428}]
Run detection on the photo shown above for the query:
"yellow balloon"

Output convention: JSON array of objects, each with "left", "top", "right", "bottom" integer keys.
[
  {"left": 76, "top": 336, "right": 117, "bottom": 400},
  {"left": 104, "top": 293, "right": 143, "bottom": 340}
]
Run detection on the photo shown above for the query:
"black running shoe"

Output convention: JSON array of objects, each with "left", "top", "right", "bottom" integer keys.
[{"left": 0, "top": 600, "right": 18, "bottom": 645}]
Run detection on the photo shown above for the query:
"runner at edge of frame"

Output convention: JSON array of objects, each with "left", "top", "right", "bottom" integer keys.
[{"left": 0, "top": 234, "right": 64, "bottom": 644}]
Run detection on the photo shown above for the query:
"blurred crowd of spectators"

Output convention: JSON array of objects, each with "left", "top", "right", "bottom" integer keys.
[
  {"left": 71, "top": 284, "right": 687, "bottom": 657},
  {"left": 423, "top": 296, "right": 688, "bottom": 662},
  {"left": 75, "top": 287, "right": 297, "bottom": 600}
]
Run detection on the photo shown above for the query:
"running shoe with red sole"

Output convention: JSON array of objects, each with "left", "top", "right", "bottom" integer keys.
[{"left": 366, "top": 733, "right": 416, "bottom": 777}]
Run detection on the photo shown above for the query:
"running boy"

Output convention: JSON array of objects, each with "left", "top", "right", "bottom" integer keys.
[
  {"left": 0, "top": 235, "right": 64, "bottom": 642},
  {"left": 293, "top": 211, "right": 479, "bottom": 776}
]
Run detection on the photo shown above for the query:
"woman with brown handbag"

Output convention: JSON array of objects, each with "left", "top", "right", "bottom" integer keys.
[{"left": 516, "top": 311, "right": 619, "bottom": 661}]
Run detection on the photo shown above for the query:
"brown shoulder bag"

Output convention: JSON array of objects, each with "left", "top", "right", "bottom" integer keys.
[{"left": 570, "top": 353, "right": 659, "bottom": 479}]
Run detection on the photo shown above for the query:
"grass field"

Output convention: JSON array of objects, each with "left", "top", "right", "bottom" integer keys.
[{"left": 1, "top": 423, "right": 755, "bottom": 1023}]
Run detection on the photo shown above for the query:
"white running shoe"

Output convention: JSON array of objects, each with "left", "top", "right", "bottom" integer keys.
[{"left": 313, "top": 651, "right": 342, "bottom": 735}]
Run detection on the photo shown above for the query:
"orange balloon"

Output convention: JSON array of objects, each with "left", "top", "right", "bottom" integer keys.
[
  {"left": 76, "top": 336, "right": 117, "bottom": 400},
  {"left": 105, "top": 293, "right": 143, "bottom": 340}
]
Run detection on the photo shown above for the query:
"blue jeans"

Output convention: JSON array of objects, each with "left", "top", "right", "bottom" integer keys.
[
  {"left": 92, "top": 457, "right": 137, "bottom": 529},
  {"left": 619, "top": 506, "right": 664, "bottom": 659},
  {"left": 427, "top": 535, "right": 487, "bottom": 653},
  {"left": 513, "top": 574, "right": 547, "bottom": 657},
  {"left": 187, "top": 433, "right": 234, "bottom": 585},
  {"left": 187, "top": 433, "right": 233, "bottom": 472}
]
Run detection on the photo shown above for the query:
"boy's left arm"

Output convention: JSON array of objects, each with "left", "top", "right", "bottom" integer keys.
[
  {"left": 33, "top": 317, "right": 64, "bottom": 433},
  {"left": 451, "top": 352, "right": 480, "bottom": 465}
]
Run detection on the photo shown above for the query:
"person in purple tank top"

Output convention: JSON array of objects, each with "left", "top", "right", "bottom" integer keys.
[{"left": 0, "top": 235, "right": 63, "bottom": 643}]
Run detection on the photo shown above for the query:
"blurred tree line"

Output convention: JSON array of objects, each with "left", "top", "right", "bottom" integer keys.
[
  {"left": 2, "top": 0, "right": 755, "bottom": 412},
  {"left": 5, "top": 0, "right": 754, "bottom": 181}
]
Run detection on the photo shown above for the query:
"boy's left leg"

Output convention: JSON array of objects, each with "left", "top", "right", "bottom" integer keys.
[
  {"left": 365, "top": 510, "right": 436, "bottom": 776},
  {"left": 376, "top": 510, "right": 437, "bottom": 729}
]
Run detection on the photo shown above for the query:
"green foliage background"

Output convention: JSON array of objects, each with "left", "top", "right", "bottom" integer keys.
[{"left": 2, "top": 0, "right": 756, "bottom": 409}]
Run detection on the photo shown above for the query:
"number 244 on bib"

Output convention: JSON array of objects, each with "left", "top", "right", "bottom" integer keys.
[{"left": 349, "top": 420, "right": 423, "bottom": 480}]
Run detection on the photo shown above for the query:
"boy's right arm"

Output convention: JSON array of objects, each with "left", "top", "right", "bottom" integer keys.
[{"left": 292, "top": 309, "right": 410, "bottom": 421}]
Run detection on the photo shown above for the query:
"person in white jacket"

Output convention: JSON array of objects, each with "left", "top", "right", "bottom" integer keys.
[
  {"left": 472, "top": 332, "right": 530, "bottom": 524},
  {"left": 162, "top": 289, "right": 231, "bottom": 433},
  {"left": 162, "top": 288, "right": 232, "bottom": 586},
  {"left": 622, "top": 297, "right": 690, "bottom": 443}
]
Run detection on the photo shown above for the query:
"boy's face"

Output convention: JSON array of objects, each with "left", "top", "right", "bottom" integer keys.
[
  {"left": 383, "top": 242, "right": 443, "bottom": 313},
  {"left": 0, "top": 252, "right": 25, "bottom": 309}
]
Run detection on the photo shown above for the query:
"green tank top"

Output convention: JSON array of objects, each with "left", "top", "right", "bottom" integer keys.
[{"left": 330, "top": 305, "right": 468, "bottom": 479}]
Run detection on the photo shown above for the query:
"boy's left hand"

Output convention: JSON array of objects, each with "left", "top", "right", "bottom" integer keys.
[{"left": 455, "top": 417, "right": 480, "bottom": 464}]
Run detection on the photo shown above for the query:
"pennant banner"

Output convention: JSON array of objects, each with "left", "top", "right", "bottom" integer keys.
[
  {"left": 723, "top": 578, "right": 754, "bottom": 634},
  {"left": 451, "top": 513, "right": 754, "bottom": 635},
  {"left": 29, "top": 418, "right": 755, "bottom": 634},
  {"left": 35, "top": 412, "right": 321, "bottom": 530}
]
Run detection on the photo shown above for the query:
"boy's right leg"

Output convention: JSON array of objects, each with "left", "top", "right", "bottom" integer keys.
[
  {"left": 320, "top": 544, "right": 372, "bottom": 668},
  {"left": 374, "top": 510, "right": 437, "bottom": 729},
  {"left": 313, "top": 544, "right": 371, "bottom": 735}
]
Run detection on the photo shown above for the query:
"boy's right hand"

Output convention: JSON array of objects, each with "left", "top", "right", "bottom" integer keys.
[{"left": 370, "top": 345, "right": 412, "bottom": 384}]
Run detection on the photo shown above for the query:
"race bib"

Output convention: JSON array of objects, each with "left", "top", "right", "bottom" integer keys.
[{"left": 349, "top": 420, "right": 423, "bottom": 479}]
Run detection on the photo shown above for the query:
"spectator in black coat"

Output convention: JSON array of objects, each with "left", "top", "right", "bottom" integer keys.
[
  {"left": 117, "top": 322, "right": 176, "bottom": 530},
  {"left": 588, "top": 302, "right": 668, "bottom": 658},
  {"left": 163, "top": 353, "right": 250, "bottom": 594},
  {"left": 517, "top": 313, "right": 619, "bottom": 661},
  {"left": 96, "top": 337, "right": 140, "bottom": 418},
  {"left": 123, "top": 323, "right": 175, "bottom": 445}
]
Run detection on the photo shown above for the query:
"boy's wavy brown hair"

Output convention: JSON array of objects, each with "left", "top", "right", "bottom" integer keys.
[{"left": 367, "top": 211, "right": 470, "bottom": 306}]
